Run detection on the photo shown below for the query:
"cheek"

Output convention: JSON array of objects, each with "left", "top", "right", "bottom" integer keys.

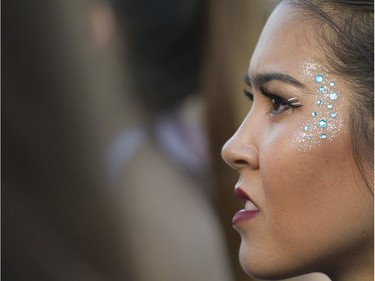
[
  {"left": 261, "top": 129, "right": 347, "bottom": 222},
  {"left": 261, "top": 147, "right": 316, "bottom": 220},
  {"left": 260, "top": 129, "right": 373, "bottom": 255},
  {"left": 238, "top": 127, "right": 373, "bottom": 277}
]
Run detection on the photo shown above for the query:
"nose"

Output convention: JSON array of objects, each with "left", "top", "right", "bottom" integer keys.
[{"left": 221, "top": 120, "right": 259, "bottom": 171}]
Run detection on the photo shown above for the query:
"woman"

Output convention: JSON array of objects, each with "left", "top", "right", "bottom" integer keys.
[{"left": 221, "top": 0, "right": 374, "bottom": 280}]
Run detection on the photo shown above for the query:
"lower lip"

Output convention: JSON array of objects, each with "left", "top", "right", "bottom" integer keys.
[{"left": 232, "top": 209, "right": 259, "bottom": 225}]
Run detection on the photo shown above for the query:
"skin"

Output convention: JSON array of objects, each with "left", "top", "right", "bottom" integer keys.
[{"left": 221, "top": 3, "right": 374, "bottom": 281}]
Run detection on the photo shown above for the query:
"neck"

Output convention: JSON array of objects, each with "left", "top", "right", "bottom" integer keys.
[{"left": 326, "top": 246, "right": 373, "bottom": 281}]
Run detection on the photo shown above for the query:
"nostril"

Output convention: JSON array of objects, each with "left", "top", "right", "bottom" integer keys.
[{"left": 234, "top": 159, "right": 249, "bottom": 166}]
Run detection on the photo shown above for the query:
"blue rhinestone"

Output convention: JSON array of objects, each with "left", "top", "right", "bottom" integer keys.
[
  {"left": 315, "top": 74, "right": 324, "bottom": 83},
  {"left": 319, "top": 119, "right": 327, "bottom": 128},
  {"left": 320, "top": 133, "right": 327, "bottom": 139},
  {"left": 329, "top": 81, "right": 335, "bottom": 87},
  {"left": 329, "top": 92, "right": 338, "bottom": 100},
  {"left": 316, "top": 100, "right": 322, "bottom": 105},
  {"left": 312, "top": 111, "right": 317, "bottom": 117},
  {"left": 331, "top": 112, "right": 337, "bottom": 118},
  {"left": 327, "top": 104, "right": 333, "bottom": 109},
  {"left": 304, "top": 125, "right": 310, "bottom": 131},
  {"left": 319, "top": 86, "right": 326, "bottom": 92},
  {"left": 307, "top": 136, "right": 312, "bottom": 140}
]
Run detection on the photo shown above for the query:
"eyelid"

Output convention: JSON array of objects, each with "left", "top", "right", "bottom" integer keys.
[
  {"left": 259, "top": 85, "right": 302, "bottom": 107},
  {"left": 259, "top": 85, "right": 278, "bottom": 99}
]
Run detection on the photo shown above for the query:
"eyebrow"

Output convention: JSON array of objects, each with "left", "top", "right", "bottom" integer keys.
[{"left": 243, "top": 72, "right": 306, "bottom": 89}]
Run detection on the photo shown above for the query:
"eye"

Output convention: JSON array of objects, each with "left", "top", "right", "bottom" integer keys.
[
  {"left": 244, "top": 87, "right": 302, "bottom": 117},
  {"left": 258, "top": 86, "right": 302, "bottom": 117},
  {"left": 269, "top": 95, "right": 292, "bottom": 116},
  {"left": 266, "top": 94, "right": 303, "bottom": 116}
]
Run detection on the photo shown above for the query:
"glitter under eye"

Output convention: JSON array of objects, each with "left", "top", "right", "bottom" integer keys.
[{"left": 293, "top": 61, "right": 345, "bottom": 150}]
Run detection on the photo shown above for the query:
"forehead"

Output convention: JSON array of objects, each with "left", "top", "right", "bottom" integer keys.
[{"left": 249, "top": 3, "right": 323, "bottom": 78}]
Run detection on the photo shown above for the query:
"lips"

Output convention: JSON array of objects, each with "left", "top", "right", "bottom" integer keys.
[
  {"left": 234, "top": 188, "right": 251, "bottom": 201},
  {"left": 232, "top": 187, "right": 259, "bottom": 225}
]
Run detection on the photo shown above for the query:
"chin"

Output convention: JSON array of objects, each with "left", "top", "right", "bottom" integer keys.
[{"left": 238, "top": 241, "right": 304, "bottom": 280}]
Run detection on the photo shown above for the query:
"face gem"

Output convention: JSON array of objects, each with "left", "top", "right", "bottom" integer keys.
[
  {"left": 319, "top": 119, "right": 327, "bottom": 128},
  {"left": 315, "top": 74, "right": 324, "bottom": 83},
  {"left": 329, "top": 92, "right": 338, "bottom": 100},
  {"left": 294, "top": 61, "right": 344, "bottom": 151}
]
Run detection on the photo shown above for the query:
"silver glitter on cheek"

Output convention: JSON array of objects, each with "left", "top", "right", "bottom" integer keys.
[{"left": 291, "top": 61, "right": 345, "bottom": 151}]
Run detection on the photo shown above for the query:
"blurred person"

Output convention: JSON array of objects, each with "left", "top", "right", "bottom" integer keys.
[
  {"left": 2, "top": 0, "right": 133, "bottom": 280},
  {"left": 105, "top": 0, "right": 235, "bottom": 280},
  {"left": 222, "top": 0, "right": 373, "bottom": 280}
]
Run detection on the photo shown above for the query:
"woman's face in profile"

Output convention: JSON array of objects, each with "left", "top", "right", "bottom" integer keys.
[{"left": 222, "top": 3, "right": 373, "bottom": 280}]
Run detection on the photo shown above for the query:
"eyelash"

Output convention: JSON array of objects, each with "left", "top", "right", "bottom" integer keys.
[{"left": 243, "top": 88, "right": 303, "bottom": 116}]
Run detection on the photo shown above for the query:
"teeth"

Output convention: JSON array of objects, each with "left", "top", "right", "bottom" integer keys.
[{"left": 245, "top": 200, "right": 259, "bottom": 211}]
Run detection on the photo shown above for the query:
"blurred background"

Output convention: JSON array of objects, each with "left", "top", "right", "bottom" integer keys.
[{"left": 2, "top": 0, "right": 330, "bottom": 280}]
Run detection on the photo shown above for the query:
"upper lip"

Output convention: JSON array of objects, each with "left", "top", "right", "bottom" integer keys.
[
  {"left": 234, "top": 187, "right": 257, "bottom": 206},
  {"left": 234, "top": 187, "right": 250, "bottom": 201}
]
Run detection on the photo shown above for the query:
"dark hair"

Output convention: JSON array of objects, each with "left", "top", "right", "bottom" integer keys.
[{"left": 280, "top": 0, "right": 374, "bottom": 192}]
